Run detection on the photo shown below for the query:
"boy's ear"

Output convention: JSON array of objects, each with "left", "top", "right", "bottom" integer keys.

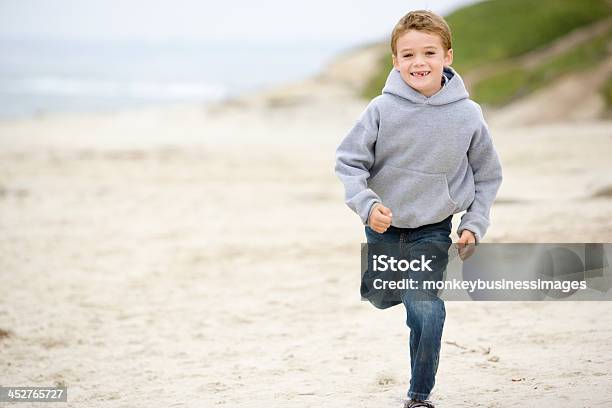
[
  {"left": 445, "top": 48, "right": 454, "bottom": 66},
  {"left": 392, "top": 54, "right": 399, "bottom": 70}
]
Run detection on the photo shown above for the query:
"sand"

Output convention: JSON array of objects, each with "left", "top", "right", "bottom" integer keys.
[{"left": 1, "top": 50, "right": 612, "bottom": 407}]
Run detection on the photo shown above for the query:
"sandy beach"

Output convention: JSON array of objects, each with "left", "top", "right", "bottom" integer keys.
[{"left": 1, "top": 44, "right": 612, "bottom": 407}]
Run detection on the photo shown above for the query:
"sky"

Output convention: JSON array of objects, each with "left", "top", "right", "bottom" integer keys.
[
  {"left": 0, "top": 0, "right": 483, "bottom": 118},
  {"left": 0, "top": 0, "right": 480, "bottom": 46}
]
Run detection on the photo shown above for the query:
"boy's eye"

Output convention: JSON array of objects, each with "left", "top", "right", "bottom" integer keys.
[{"left": 402, "top": 52, "right": 435, "bottom": 57}]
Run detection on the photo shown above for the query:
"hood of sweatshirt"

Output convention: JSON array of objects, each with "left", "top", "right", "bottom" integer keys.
[{"left": 381, "top": 65, "right": 469, "bottom": 106}]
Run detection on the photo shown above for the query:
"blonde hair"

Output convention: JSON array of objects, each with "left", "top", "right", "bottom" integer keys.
[{"left": 390, "top": 10, "right": 452, "bottom": 55}]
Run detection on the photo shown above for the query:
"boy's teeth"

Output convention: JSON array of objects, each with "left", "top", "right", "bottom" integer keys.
[{"left": 411, "top": 71, "right": 430, "bottom": 77}]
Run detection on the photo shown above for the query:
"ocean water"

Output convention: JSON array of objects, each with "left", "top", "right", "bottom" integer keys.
[{"left": 0, "top": 37, "right": 350, "bottom": 119}]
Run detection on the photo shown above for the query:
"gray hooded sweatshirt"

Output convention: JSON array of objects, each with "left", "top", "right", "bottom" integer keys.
[{"left": 334, "top": 66, "right": 503, "bottom": 242}]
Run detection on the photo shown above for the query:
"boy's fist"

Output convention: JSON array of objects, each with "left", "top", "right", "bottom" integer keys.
[
  {"left": 368, "top": 203, "right": 393, "bottom": 233},
  {"left": 457, "top": 229, "right": 476, "bottom": 260}
]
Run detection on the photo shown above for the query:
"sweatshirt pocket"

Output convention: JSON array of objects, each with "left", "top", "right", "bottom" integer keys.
[{"left": 368, "top": 165, "right": 458, "bottom": 228}]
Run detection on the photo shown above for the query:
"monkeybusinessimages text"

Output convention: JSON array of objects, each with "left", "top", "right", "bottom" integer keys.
[{"left": 371, "top": 255, "right": 588, "bottom": 293}]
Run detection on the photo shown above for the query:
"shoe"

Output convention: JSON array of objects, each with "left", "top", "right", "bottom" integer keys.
[{"left": 403, "top": 399, "right": 435, "bottom": 408}]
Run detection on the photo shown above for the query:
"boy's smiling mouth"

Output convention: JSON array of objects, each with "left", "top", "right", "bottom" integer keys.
[{"left": 410, "top": 71, "right": 431, "bottom": 77}]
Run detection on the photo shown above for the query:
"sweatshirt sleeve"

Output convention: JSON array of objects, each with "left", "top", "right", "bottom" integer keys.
[
  {"left": 457, "top": 108, "right": 503, "bottom": 243},
  {"left": 334, "top": 102, "right": 382, "bottom": 225}
]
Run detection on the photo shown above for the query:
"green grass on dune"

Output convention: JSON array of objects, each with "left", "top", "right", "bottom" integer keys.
[
  {"left": 602, "top": 73, "right": 612, "bottom": 111},
  {"left": 472, "top": 26, "right": 612, "bottom": 105},
  {"left": 361, "top": 54, "right": 395, "bottom": 102},
  {"left": 361, "top": 0, "right": 612, "bottom": 103},
  {"left": 447, "top": 0, "right": 612, "bottom": 72}
]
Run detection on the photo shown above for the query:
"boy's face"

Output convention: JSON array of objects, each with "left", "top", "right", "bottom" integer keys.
[{"left": 392, "top": 29, "right": 453, "bottom": 97}]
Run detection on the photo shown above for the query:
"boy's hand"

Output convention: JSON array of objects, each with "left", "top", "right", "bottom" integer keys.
[
  {"left": 368, "top": 203, "right": 393, "bottom": 233},
  {"left": 457, "top": 229, "right": 476, "bottom": 260}
]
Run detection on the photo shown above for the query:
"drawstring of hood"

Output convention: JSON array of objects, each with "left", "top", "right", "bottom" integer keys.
[{"left": 382, "top": 66, "right": 469, "bottom": 106}]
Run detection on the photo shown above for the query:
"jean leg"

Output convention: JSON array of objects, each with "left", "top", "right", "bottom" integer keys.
[
  {"left": 362, "top": 226, "right": 405, "bottom": 308},
  {"left": 364, "top": 225, "right": 402, "bottom": 244},
  {"left": 403, "top": 294, "right": 446, "bottom": 400},
  {"left": 401, "top": 215, "right": 452, "bottom": 400}
]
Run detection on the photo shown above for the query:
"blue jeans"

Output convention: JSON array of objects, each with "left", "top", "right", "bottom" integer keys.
[{"left": 365, "top": 214, "right": 452, "bottom": 401}]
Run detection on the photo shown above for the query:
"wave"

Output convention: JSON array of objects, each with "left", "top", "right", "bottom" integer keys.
[{"left": 0, "top": 76, "right": 228, "bottom": 101}]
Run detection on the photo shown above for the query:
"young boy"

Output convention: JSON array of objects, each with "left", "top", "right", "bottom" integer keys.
[{"left": 334, "top": 10, "right": 503, "bottom": 408}]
